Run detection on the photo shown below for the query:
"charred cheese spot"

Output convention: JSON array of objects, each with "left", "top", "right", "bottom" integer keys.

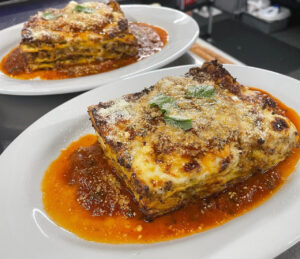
[
  {"left": 183, "top": 160, "right": 200, "bottom": 172},
  {"left": 257, "top": 138, "right": 265, "bottom": 145},
  {"left": 271, "top": 117, "right": 289, "bottom": 131},
  {"left": 220, "top": 156, "right": 231, "bottom": 172},
  {"left": 263, "top": 96, "right": 277, "bottom": 110},
  {"left": 117, "top": 156, "right": 131, "bottom": 169},
  {"left": 164, "top": 181, "right": 173, "bottom": 191}
]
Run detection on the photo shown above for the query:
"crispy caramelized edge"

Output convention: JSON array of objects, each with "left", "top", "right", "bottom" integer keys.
[{"left": 88, "top": 87, "right": 156, "bottom": 219}]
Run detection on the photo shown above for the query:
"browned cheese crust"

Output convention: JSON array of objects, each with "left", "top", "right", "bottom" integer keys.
[{"left": 88, "top": 60, "right": 299, "bottom": 220}]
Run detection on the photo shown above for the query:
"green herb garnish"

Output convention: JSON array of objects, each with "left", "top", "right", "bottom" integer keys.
[
  {"left": 186, "top": 84, "right": 215, "bottom": 99},
  {"left": 149, "top": 93, "right": 192, "bottom": 130},
  {"left": 42, "top": 11, "right": 62, "bottom": 20},
  {"left": 74, "top": 5, "right": 95, "bottom": 13},
  {"left": 149, "top": 93, "right": 176, "bottom": 113},
  {"left": 164, "top": 115, "right": 193, "bottom": 130}
]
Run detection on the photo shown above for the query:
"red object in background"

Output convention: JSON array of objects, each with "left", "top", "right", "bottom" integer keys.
[
  {"left": 177, "top": 0, "right": 198, "bottom": 11},
  {"left": 185, "top": 0, "right": 196, "bottom": 5}
]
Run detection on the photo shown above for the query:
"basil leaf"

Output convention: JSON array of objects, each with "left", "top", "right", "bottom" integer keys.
[
  {"left": 74, "top": 5, "right": 95, "bottom": 13},
  {"left": 149, "top": 94, "right": 176, "bottom": 113},
  {"left": 186, "top": 84, "right": 215, "bottom": 99},
  {"left": 42, "top": 11, "right": 61, "bottom": 20},
  {"left": 150, "top": 93, "right": 193, "bottom": 130},
  {"left": 164, "top": 115, "right": 192, "bottom": 131}
]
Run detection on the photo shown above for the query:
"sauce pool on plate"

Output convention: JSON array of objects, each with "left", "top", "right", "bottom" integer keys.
[
  {"left": 41, "top": 90, "right": 300, "bottom": 244},
  {"left": 0, "top": 23, "right": 168, "bottom": 80}
]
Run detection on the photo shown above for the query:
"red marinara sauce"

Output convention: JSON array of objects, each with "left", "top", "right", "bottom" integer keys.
[
  {"left": 0, "top": 23, "right": 168, "bottom": 80},
  {"left": 41, "top": 90, "right": 300, "bottom": 244}
]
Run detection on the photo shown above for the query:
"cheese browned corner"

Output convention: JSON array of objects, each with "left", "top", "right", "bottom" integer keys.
[
  {"left": 88, "top": 61, "right": 299, "bottom": 220},
  {"left": 20, "top": 0, "right": 137, "bottom": 74}
]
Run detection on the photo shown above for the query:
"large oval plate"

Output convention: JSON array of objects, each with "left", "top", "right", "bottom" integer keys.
[
  {"left": 0, "top": 5, "right": 199, "bottom": 96},
  {"left": 0, "top": 65, "right": 300, "bottom": 258}
]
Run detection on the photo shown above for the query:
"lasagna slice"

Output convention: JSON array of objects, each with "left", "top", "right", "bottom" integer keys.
[
  {"left": 88, "top": 61, "right": 299, "bottom": 220},
  {"left": 20, "top": 1, "right": 138, "bottom": 73}
]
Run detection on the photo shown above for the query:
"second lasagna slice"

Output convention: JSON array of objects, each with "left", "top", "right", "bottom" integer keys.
[
  {"left": 88, "top": 61, "right": 298, "bottom": 220},
  {"left": 20, "top": 1, "right": 138, "bottom": 73}
]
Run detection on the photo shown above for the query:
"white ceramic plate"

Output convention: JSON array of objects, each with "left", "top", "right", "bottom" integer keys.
[
  {"left": 1, "top": 65, "right": 300, "bottom": 259},
  {"left": 0, "top": 5, "right": 199, "bottom": 96}
]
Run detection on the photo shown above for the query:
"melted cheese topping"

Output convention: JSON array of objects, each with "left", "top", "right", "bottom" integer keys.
[
  {"left": 99, "top": 78, "right": 298, "bottom": 182},
  {"left": 22, "top": 1, "right": 124, "bottom": 41}
]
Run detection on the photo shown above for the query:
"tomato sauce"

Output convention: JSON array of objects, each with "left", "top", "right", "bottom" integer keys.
[
  {"left": 0, "top": 23, "right": 168, "bottom": 80},
  {"left": 41, "top": 90, "right": 300, "bottom": 244}
]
